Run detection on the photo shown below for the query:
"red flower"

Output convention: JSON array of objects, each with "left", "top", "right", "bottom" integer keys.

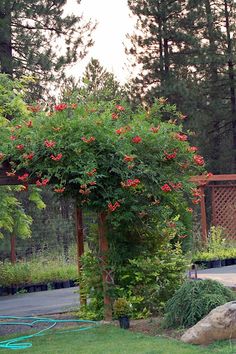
[
  {"left": 112, "top": 113, "right": 119, "bottom": 120},
  {"left": 79, "top": 188, "right": 91, "bottom": 195},
  {"left": 192, "top": 198, "right": 201, "bottom": 204},
  {"left": 188, "top": 146, "right": 198, "bottom": 152},
  {"left": 24, "top": 152, "right": 34, "bottom": 160},
  {"left": 25, "top": 120, "right": 33, "bottom": 127},
  {"left": 179, "top": 114, "right": 187, "bottom": 120},
  {"left": 18, "top": 173, "right": 29, "bottom": 182},
  {"left": 206, "top": 172, "right": 213, "bottom": 178},
  {"left": 10, "top": 135, "right": 16, "bottom": 140},
  {"left": 54, "top": 103, "right": 67, "bottom": 111},
  {"left": 108, "top": 201, "right": 121, "bottom": 212},
  {"left": 6, "top": 171, "right": 16, "bottom": 177},
  {"left": 161, "top": 184, "right": 172, "bottom": 192},
  {"left": 27, "top": 105, "right": 40, "bottom": 112},
  {"left": 123, "top": 155, "right": 134, "bottom": 162},
  {"left": 19, "top": 184, "right": 28, "bottom": 192},
  {"left": 150, "top": 126, "right": 160, "bottom": 133},
  {"left": 70, "top": 103, "right": 78, "bottom": 109},
  {"left": 169, "top": 182, "right": 182, "bottom": 190},
  {"left": 86, "top": 168, "right": 97, "bottom": 177},
  {"left": 193, "top": 154, "right": 205, "bottom": 166},
  {"left": 81, "top": 136, "right": 96, "bottom": 143},
  {"left": 174, "top": 133, "right": 188, "bottom": 141},
  {"left": 16, "top": 144, "right": 24, "bottom": 150},
  {"left": 132, "top": 136, "right": 142, "bottom": 144},
  {"left": 116, "top": 128, "right": 124, "bottom": 135},
  {"left": 192, "top": 188, "right": 201, "bottom": 198},
  {"left": 164, "top": 151, "right": 177, "bottom": 160},
  {"left": 89, "top": 181, "right": 96, "bottom": 186},
  {"left": 187, "top": 208, "right": 193, "bottom": 213},
  {"left": 36, "top": 178, "right": 49, "bottom": 187},
  {"left": 50, "top": 153, "right": 62, "bottom": 161},
  {"left": 179, "top": 235, "right": 188, "bottom": 239},
  {"left": 54, "top": 187, "right": 65, "bottom": 193},
  {"left": 121, "top": 179, "right": 140, "bottom": 188},
  {"left": 44, "top": 139, "right": 56, "bottom": 148},
  {"left": 115, "top": 105, "right": 125, "bottom": 111}
]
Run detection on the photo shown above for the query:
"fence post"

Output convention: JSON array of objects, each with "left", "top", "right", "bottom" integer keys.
[{"left": 199, "top": 186, "right": 208, "bottom": 244}]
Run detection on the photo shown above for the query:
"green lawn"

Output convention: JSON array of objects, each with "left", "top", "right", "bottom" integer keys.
[{"left": 0, "top": 325, "right": 235, "bottom": 354}]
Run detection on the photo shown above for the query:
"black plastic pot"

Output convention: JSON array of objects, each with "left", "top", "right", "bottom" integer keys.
[
  {"left": 225, "top": 258, "right": 234, "bottom": 266},
  {"left": 54, "top": 281, "right": 63, "bottom": 289},
  {"left": 195, "top": 260, "right": 212, "bottom": 269},
  {"left": 69, "top": 280, "right": 76, "bottom": 287},
  {"left": 10, "top": 285, "right": 18, "bottom": 295},
  {"left": 118, "top": 316, "right": 130, "bottom": 329},
  {"left": 211, "top": 259, "right": 221, "bottom": 268},
  {"left": 221, "top": 259, "right": 226, "bottom": 267}
]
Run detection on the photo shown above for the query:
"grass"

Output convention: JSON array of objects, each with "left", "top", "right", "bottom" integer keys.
[{"left": 0, "top": 325, "right": 236, "bottom": 354}]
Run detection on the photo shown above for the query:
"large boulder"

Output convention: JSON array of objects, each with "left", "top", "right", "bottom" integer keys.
[{"left": 181, "top": 301, "right": 236, "bottom": 345}]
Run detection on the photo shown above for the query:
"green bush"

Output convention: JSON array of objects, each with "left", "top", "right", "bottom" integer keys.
[
  {"left": 116, "top": 242, "right": 188, "bottom": 317},
  {"left": 163, "top": 279, "right": 235, "bottom": 328}
]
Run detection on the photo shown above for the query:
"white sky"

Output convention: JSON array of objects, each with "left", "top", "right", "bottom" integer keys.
[{"left": 65, "top": 0, "right": 136, "bottom": 83}]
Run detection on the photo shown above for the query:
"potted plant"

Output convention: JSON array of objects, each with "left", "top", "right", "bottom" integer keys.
[{"left": 113, "top": 298, "right": 131, "bottom": 329}]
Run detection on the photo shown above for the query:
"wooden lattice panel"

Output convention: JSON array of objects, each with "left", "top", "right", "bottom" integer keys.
[{"left": 212, "top": 186, "right": 236, "bottom": 239}]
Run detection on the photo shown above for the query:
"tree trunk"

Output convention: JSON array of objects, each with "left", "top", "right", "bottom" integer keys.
[
  {"left": 98, "top": 212, "right": 112, "bottom": 321},
  {"left": 75, "top": 207, "right": 86, "bottom": 305},
  {"left": 204, "top": 0, "right": 221, "bottom": 172},
  {"left": 10, "top": 234, "right": 16, "bottom": 264},
  {"left": 0, "top": 2, "right": 13, "bottom": 76},
  {"left": 224, "top": 0, "right": 236, "bottom": 171}
]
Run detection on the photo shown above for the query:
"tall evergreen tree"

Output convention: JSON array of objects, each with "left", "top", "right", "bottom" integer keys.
[
  {"left": 0, "top": 0, "right": 94, "bottom": 96},
  {"left": 61, "top": 58, "right": 126, "bottom": 102},
  {"left": 127, "top": 0, "right": 236, "bottom": 173}
]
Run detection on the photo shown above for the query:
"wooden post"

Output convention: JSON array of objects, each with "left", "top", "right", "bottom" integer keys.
[
  {"left": 199, "top": 186, "right": 208, "bottom": 244},
  {"left": 75, "top": 207, "right": 86, "bottom": 305},
  {"left": 10, "top": 234, "right": 16, "bottom": 264},
  {"left": 98, "top": 212, "right": 112, "bottom": 321}
]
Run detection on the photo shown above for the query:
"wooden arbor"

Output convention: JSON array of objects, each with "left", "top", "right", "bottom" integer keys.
[
  {"left": 0, "top": 163, "right": 112, "bottom": 320},
  {"left": 190, "top": 174, "right": 236, "bottom": 242}
]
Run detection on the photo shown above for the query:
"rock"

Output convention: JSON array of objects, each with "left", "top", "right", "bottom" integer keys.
[{"left": 181, "top": 301, "right": 236, "bottom": 345}]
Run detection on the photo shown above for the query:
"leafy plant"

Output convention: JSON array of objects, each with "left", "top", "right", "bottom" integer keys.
[
  {"left": 113, "top": 298, "right": 131, "bottom": 318},
  {"left": 163, "top": 279, "right": 235, "bottom": 328},
  {"left": 115, "top": 242, "right": 188, "bottom": 317}
]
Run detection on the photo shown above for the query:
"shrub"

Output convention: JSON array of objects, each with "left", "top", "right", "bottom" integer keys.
[
  {"left": 116, "top": 242, "right": 188, "bottom": 317},
  {"left": 163, "top": 279, "right": 235, "bottom": 328},
  {"left": 113, "top": 298, "right": 131, "bottom": 318}
]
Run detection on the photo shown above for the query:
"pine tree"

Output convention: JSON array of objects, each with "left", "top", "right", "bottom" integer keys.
[
  {"left": 127, "top": 0, "right": 236, "bottom": 172},
  {"left": 61, "top": 58, "right": 126, "bottom": 103},
  {"left": 0, "top": 0, "right": 94, "bottom": 97}
]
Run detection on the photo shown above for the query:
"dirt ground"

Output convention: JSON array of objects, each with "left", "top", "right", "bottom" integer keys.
[{"left": 0, "top": 313, "right": 183, "bottom": 340}]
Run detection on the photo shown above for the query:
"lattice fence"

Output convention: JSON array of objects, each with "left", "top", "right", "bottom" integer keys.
[{"left": 212, "top": 186, "right": 236, "bottom": 239}]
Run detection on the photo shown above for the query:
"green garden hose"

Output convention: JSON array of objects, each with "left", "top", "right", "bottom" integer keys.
[{"left": 0, "top": 315, "right": 99, "bottom": 350}]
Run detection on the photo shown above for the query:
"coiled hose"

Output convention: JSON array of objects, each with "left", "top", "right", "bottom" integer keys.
[{"left": 0, "top": 315, "right": 99, "bottom": 350}]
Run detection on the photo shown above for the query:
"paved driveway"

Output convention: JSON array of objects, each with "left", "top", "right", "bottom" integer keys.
[
  {"left": 196, "top": 265, "right": 236, "bottom": 289},
  {"left": 0, "top": 287, "right": 80, "bottom": 316}
]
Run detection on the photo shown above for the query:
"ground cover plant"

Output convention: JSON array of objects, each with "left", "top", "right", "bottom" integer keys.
[
  {"left": 0, "top": 325, "right": 235, "bottom": 354},
  {"left": 163, "top": 279, "right": 236, "bottom": 328}
]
